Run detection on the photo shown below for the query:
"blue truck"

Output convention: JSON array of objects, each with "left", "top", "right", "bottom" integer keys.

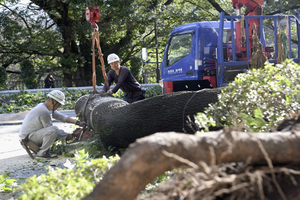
[{"left": 159, "top": 12, "right": 300, "bottom": 93}]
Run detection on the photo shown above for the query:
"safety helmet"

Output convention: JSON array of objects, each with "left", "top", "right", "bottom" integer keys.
[
  {"left": 47, "top": 90, "right": 65, "bottom": 105},
  {"left": 107, "top": 53, "right": 120, "bottom": 64}
]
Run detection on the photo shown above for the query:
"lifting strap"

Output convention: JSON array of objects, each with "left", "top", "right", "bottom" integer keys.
[
  {"left": 91, "top": 24, "right": 109, "bottom": 92},
  {"left": 285, "top": 16, "right": 290, "bottom": 57},
  {"left": 240, "top": 15, "right": 246, "bottom": 47}
]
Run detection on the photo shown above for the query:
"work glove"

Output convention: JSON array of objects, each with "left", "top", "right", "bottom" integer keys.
[
  {"left": 75, "top": 120, "right": 86, "bottom": 127},
  {"left": 106, "top": 90, "right": 114, "bottom": 97}
]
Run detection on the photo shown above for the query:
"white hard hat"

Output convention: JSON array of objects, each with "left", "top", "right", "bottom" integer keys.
[
  {"left": 107, "top": 53, "right": 120, "bottom": 64},
  {"left": 47, "top": 90, "right": 65, "bottom": 105}
]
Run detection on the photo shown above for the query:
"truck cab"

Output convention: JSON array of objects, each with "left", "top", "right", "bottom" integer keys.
[
  {"left": 161, "top": 21, "right": 232, "bottom": 93},
  {"left": 160, "top": 12, "right": 300, "bottom": 94}
]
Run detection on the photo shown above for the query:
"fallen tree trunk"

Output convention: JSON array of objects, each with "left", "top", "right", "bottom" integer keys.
[
  {"left": 83, "top": 130, "right": 300, "bottom": 200},
  {"left": 74, "top": 93, "right": 128, "bottom": 129},
  {"left": 90, "top": 88, "right": 221, "bottom": 149}
]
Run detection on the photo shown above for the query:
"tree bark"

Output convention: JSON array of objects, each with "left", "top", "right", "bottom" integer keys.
[
  {"left": 74, "top": 93, "right": 128, "bottom": 129},
  {"left": 83, "top": 130, "right": 300, "bottom": 200},
  {"left": 89, "top": 88, "right": 221, "bottom": 149}
]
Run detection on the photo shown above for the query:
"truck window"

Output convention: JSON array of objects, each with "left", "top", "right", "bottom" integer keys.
[
  {"left": 167, "top": 33, "right": 192, "bottom": 67},
  {"left": 223, "top": 30, "right": 233, "bottom": 44}
]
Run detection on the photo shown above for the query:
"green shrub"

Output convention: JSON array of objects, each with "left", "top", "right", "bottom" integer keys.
[
  {"left": 197, "top": 59, "right": 300, "bottom": 132},
  {"left": 0, "top": 173, "right": 17, "bottom": 193},
  {"left": 0, "top": 85, "right": 161, "bottom": 114},
  {"left": 111, "top": 85, "right": 162, "bottom": 99},
  {"left": 0, "top": 89, "right": 91, "bottom": 114},
  {"left": 145, "top": 85, "right": 162, "bottom": 98},
  {"left": 0, "top": 91, "right": 47, "bottom": 114},
  {"left": 17, "top": 150, "right": 119, "bottom": 200}
]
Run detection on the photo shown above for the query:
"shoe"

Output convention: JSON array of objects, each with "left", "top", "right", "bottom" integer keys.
[{"left": 36, "top": 151, "right": 58, "bottom": 159}]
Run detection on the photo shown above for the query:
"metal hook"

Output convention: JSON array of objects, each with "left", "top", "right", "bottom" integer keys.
[{"left": 91, "top": 22, "right": 98, "bottom": 31}]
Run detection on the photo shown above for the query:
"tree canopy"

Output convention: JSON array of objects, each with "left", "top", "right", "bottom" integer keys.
[{"left": 0, "top": 0, "right": 299, "bottom": 89}]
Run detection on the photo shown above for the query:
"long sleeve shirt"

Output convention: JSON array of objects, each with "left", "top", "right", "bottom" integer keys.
[
  {"left": 19, "top": 103, "right": 68, "bottom": 139},
  {"left": 102, "top": 66, "right": 142, "bottom": 94}
]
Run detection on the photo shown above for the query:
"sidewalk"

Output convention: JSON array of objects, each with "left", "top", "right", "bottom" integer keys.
[{"left": 0, "top": 110, "right": 77, "bottom": 174}]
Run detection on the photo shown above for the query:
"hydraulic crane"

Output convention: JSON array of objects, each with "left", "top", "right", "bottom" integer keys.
[{"left": 232, "top": 0, "right": 264, "bottom": 56}]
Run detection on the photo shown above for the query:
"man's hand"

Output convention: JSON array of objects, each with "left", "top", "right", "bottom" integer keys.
[{"left": 75, "top": 120, "right": 86, "bottom": 127}]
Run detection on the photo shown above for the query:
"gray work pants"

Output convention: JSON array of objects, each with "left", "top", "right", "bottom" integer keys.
[{"left": 28, "top": 126, "right": 68, "bottom": 156}]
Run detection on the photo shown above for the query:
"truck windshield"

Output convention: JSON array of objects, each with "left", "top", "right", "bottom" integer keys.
[{"left": 166, "top": 33, "right": 192, "bottom": 67}]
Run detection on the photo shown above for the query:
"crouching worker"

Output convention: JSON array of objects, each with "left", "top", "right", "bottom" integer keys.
[{"left": 19, "top": 90, "right": 85, "bottom": 159}]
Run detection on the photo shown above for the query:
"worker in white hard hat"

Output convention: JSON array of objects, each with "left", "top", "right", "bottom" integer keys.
[
  {"left": 102, "top": 53, "right": 145, "bottom": 103},
  {"left": 19, "top": 90, "right": 86, "bottom": 159}
]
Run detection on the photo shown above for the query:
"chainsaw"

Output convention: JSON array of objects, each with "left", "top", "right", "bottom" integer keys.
[{"left": 66, "top": 124, "right": 93, "bottom": 144}]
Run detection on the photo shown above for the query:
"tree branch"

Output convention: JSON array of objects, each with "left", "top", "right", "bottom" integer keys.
[
  {"left": 83, "top": 131, "right": 300, "bottom": 200},
  {"left": 0, "top": 3, "right": 31, "bottom": 33}
]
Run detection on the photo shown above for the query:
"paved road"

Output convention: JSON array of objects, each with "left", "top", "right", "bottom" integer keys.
[{"left": 0, "top": 110, "right": 76, "bottom": 174}]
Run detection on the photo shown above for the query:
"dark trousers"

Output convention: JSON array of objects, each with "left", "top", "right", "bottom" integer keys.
[
  {"left": 45, "top": 82, "right": 55, "bottom": 88},
  {"left": 124, "top": 92, "right": 145, "bottom": 103}
]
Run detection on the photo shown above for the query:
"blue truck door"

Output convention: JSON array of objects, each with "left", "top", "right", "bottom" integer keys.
[{"left": 161, "top": 30, "right": 196, "bottom": 81}]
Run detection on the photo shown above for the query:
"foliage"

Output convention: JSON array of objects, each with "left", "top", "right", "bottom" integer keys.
[
  {"left": 0, "top": 67, "right": 7, "bottom": 90},
  {"left": 0, "top": 89, "right": 91, "bottom": 114},
  {"left": 263, "top": 0, "right": 300, "bottom": 15},
  {"left": 129, "top": 56, "right": 143, "bottom": 83},
  {"left": 145, "top": 85, "right": 162, "bottom": 98},
  {"left": 0, "top": 85, "right": 161, "bottom": 113},
  {"left": 51, "top": 134, "right": 118, "bottom": 159},
  {"left": 0, "top": 91, "right": 46, "bottom": 113},
  {"left": 0, "top": 0, "right": 233, "bottom": 87},
  {"left": 197, "top": 60, "right": 300, "bottom": 132},
  {"left": 0, "top": 173, "right": 17, "bottom": 193},
  {"left": 1, "top": 0, "right": 298, "bottom": 88},
  {"left": 144, "top": 171, "right": 173, "bottom": 194},
  {"left": 112, "top": 89, "right": 124, "bottom": 99},
  {"left": 20, "top": 59, "right": 38, "bottom": 89},
  {"left": 17, "top": 149, "right": 119, "bottom": 200}
]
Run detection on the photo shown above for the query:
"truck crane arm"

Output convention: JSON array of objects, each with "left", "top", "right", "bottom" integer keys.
[{"left": 232, "top": 0, "right": 263, "bottom": 16}]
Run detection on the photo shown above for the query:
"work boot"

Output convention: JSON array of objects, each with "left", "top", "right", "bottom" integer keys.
[{"left": 36, "top": 150, "right": 58, "bottom": 159}]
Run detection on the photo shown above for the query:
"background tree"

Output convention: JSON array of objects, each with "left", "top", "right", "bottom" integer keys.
[
  {"left": 0, "top": 0, "right": 299, "bottom": 89},
  {"left": 20, "top": 59, "right": 38, "bottom": 89},
  {"left": 0, "top": 67, "right": 7, "bottom": 90}
]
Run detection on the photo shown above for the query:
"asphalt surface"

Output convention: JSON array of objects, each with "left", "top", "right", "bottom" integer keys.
[{"left": 0, "top": 110, "right": 77, "bottom": 174}]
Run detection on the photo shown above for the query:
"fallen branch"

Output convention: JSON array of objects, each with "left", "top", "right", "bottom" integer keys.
[{"left": 83, "top": 130, "right": 300, "bottom": 200}]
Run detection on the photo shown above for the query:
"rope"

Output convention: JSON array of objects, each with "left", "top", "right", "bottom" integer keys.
[
  {"left": 91, "top": 25, "right": 109, "bottom": 92},
  {"left": 285, "top": 16, "right": 290, "bottom": 56},
  {"left": 92, "top": 28, "right": 97, "bottom": 91},
  {"left": 240, "top": 15, "right": 246, "bottom": 47},
  {"left": 291, "top": 14, "right": 300, "bottom": 24},
  {"left": 182, "top": 90, "right": 202, "bottom": 133},
  {"left": 276, "top": 27, "right": 286, "bottom": 64},
  {"left": 94, "top": 27, "right": 109, "bottom": 90},
  {"left": 78, "top": 92, "right": 97, "bottom": 128},
  {"left": 249, "top": 23, "right": 267, "bottom": 69}
]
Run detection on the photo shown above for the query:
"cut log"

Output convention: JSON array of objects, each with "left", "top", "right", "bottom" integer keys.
[
  {"left": 74, "top": 93, "right": 128, "bottom": 129},
  {"left": 83, "top": 130, "right": 300, "bottom": 200},
  {"left": 90, "top": 88, "right": 221, "bottom": 149}
]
